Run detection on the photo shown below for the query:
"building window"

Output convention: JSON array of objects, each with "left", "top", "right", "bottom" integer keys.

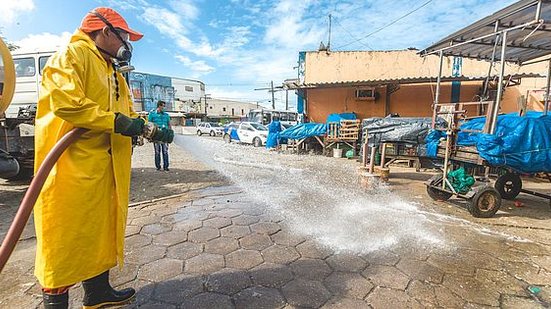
[
  {"left": 231, "top": 108, "right": 235, "bottom": 116},
  {"left": 241, "top": 109, "right": 244, "bottom": 114},
  {"left": 356, "top": 87, "right": 376, "bottom": 101},
  {"left": 222, "top": 107, "right": 226, "bottom": 112},
  {"left": 185, "top": 86, "right": 194, "bottom": 92},
  {"left": 200, "top": 84, "right": 205, "bottom": 91}
]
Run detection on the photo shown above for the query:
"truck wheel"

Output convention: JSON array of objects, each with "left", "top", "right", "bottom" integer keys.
[
  {"left": 197, "top": 130, "right": 202, "bottom": 136},
  {"left": 253, "top": 137, "right": 262, "bottom": 147},
  {"left": 210, "top": 130, "right": 215, "bottom": 137},
  {"left": 468, "top": 186, "right": 501, "bottom": 218},
  {"left": 7, "top": 166, "right": 33, "bottom": 181},
  {"left": 494, "top": 173, "right": 521, "bottom": 200},
  {"left": 426, "top": 175, "right": 452, "bottom": 201}
]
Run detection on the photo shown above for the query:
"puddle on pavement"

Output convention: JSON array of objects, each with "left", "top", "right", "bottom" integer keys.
[{"left": 174, "top": 135, "right": 524, "bottom": 254}]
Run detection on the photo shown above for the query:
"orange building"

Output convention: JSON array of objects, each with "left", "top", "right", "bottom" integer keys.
[{"left": 289, "top": 50, "right": 546, "bottom": 123}]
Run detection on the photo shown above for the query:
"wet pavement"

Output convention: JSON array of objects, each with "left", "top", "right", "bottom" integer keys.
[{"left": 1, "top": 134, "right": 551, "bottom": 308}]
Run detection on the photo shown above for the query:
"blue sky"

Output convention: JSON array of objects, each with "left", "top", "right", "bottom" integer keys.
[{"left": 3, "top": 0, "right": 517, "bottom": 109}]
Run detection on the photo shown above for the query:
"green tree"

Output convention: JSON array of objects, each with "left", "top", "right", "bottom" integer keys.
[{"left": 0, "top": 30, "right": 18, "bottom": 51}]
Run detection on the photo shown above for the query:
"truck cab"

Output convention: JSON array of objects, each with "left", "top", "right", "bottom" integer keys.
[
  {"left": 8, "top": 51, "right": 54, "bottom": 118},
  {"left": 0, "top": 50, "right": 54, "bottom": 179}
]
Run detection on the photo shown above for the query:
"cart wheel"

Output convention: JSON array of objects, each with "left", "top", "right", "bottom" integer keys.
[
  {"left": 468, "top": 186, "right": 501, "bottom": 218},
  {"left": 426, "top": 175, "right": 453, "bottom": 201},
  {"left": 494, "top": 173, "right": 522, "bottom": 200}
]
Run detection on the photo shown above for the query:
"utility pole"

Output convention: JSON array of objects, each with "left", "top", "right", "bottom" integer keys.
[
  {"left": 254, "top": 81, "right": 283, "bottom": 110},
  {"left": 270, "top": 81, "right": 275, "bottom": 109},
  {"left": 285, "top": 90, "right": 289, "bottom": 111},
  {"left": 328, "top": 14, "right": 332, "bottom": 51}
]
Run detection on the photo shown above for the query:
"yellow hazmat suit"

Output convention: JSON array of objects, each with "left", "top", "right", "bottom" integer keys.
[{"left": 34, "top": 29, "right": 137, "bottom": 288}]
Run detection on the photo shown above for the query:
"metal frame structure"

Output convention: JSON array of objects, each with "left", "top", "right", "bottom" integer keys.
[{"left": 419, "top": 0, "right": 551, "bottom": 217}]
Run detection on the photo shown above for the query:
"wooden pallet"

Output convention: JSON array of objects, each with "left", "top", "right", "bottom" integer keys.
[{"left": 327, "top": 120, "right": 360, "bottom": 141}]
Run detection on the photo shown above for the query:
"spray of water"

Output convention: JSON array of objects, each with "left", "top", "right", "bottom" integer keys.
[{"left": 174, "top": 135, "right": 525, "bottom": 254}]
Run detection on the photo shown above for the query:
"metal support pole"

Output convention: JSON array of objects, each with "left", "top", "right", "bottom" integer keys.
[
  {"left": 489, "top": 31, "right": 508, "bottom": 134},
  {"left": 544, "top": 60, "right": 551, "bottom": 115},
  {"left": 442, "top": 130, "right": 452, "bottom": 190},
  {"left": 432, "top": 50, "right": 444, "bottom": 128},
  {"left": 482, "top": 21, "right": 500, "bottom": 104},
  {"left": 535, "top": 0, "right": 543, "bottom": 21},
  {"left": 271, "top": 81, "right": 275, "bottom": 110},
  {"left": 285, "top": 90, "right": 289, "bottom": 111}
]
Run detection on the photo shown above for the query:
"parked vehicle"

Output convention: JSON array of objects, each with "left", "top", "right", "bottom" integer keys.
[
  {"left": 196, "top": 122, "right": 224, "bottom": 136},
  {"left": 248, "top": 109, "right": 298, "bottom": 126},
  {"left": 1, "top": 50, "right": 54, "bottom": 179},
  {"left": 223, "top": 121, "right": 268, "bottom": 147}
]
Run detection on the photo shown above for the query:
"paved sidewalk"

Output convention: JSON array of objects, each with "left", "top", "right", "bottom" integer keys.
[{"left": 4, "top": 182, "right": 551, "bottom": 308}]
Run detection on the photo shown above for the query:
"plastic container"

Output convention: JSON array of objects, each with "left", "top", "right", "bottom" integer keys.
[{"left": 333, "top": 148, "right": 343, "bottom": 158}]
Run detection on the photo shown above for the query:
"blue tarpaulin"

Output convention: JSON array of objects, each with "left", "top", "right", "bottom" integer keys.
[
  {"left": 326, "top": 113, "right": 356, "bottom": 123},
  {"left": 266, "top": 121, "right": 282, "bottom": 149},
  {"left": 425, "top": 112, "right": 551, "bottom": 173},
  {"left": 279, "top": 123, "right": 327, "bottom": 140}
]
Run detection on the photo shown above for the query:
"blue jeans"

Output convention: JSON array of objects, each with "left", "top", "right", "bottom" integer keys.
[{"left": 154, "top": 142, "right": 169, "bottom": 170}]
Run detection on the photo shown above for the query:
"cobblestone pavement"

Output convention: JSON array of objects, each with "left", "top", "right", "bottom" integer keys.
[
  {"left": 2, "top": 183, "right": 551, "bottom": 308},
  {"left": 1, "top": 136, "right": 551, "bottom": 308}
]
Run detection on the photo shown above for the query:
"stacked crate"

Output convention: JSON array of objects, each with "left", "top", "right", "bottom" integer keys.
[{"left": 338, "top": 120, "right": 361, "bottom": 140}]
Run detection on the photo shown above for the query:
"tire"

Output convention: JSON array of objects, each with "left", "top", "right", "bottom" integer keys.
[
  {"left": 209, "top": 130, "right": 215, "bottom": 137},
  {"left": 494, "top": 173, "right": 522, "bottom": 200},
  {"left": 426, "top": 175, "right": 453, "bottom": 201},
  {"left": 253, "top": 137, "right": 262, "bottom": 147},
  {"left": 7, "top": 166, "right": 33, "bottom": 181},
  {"left": 468, "top": 186, "right": 501, "bottom": 218},
  {"left": 197, "top": 130, "right": 202, "bottom": 136},
  {"left": 223, "top": 134, "right": 231, "bottom": 143}
]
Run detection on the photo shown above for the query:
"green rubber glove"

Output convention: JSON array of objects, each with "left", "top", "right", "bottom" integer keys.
[
  {"left": 164, "top": 129, "right": 174, "bottom": 143},
  {"left": 151, "top": 128, "right": 175, "bottom": 144},
  {"left": 114, "top": 113, "right": 145, "bottom": 137}
]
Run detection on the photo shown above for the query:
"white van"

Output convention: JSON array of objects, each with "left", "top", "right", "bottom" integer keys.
[{"left": 8, "top": 51, "right": 54, "bottom": 118}]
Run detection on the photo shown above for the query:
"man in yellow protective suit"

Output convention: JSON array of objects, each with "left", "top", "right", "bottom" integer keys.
[{"left": 34, "top": 7, "right": 166, "bottom": 309}]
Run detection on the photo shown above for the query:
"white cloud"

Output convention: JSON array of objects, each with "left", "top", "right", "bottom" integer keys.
[
  {"left": 14, "top": 31, "right": 72, "bottom": 53},
  {"left": 95, "top": 0, "right": 521, "bottom": 104},
  {"left": 1, "top": 0, "right": 35, "bottom": 27},
  {"left": 208, "top": 86, "right": 263, "bottom": 102},
  {"left": 169, "top": 0, "right": 199, "bottom": 21},
  {"left": 263, "top": 0, "right": 324, "bottom": 48},
  {"left": 142, "top": 7, "right": 187, "bottom": 37},
  {"left": 175, "top": 55, "right": 215, "bottom": 76}
]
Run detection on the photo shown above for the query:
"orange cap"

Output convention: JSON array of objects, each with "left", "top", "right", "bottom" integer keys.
[{"left": 80, "top": 7, "right": 143, "bottom": 41}]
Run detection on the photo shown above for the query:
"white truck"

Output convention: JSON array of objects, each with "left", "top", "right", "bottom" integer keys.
[{"left": 0, "top": 50, "right": 54, "bottom": 179}]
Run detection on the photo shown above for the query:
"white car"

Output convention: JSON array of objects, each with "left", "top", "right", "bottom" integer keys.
[
  {"left": 197, "top": 122, "right": 224, "bottom": 136},
  {"left": 224, "top": 122, "right": 268, "bottom": 147}
]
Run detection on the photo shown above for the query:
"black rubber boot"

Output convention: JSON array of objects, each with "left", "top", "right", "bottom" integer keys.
[
  {"left": 42, "top": 291, "right": 69, "bottom": 309},
  {"left": 81, "top": 270, "right": 135, "bottom": 309}
]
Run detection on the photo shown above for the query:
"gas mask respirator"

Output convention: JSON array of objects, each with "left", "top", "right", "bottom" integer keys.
[{"left": 91, "top": 10, "right": 133, "bottom": 64}]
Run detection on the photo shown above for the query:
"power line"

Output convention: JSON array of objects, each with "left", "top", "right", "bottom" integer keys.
[
  {"left": 335, "top": 0, "right": 434, "bottom": 50},
  {"left": 206, "top": 82, "right": 270, "bottom": 87},
  {"left": 334, "top": 17, "right": 374, "bottom": 51}
]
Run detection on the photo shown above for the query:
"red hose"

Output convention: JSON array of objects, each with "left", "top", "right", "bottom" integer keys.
[{"left": 0, "top": 128, "right": 88, "bottom": 272}]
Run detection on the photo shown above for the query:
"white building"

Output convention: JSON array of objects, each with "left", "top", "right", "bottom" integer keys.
[
  {"left": 172, "top": 78, "right": 205, "bottom": 112},
  {"left": 207, "top": 98, "right": 259, "bottom": 117}
]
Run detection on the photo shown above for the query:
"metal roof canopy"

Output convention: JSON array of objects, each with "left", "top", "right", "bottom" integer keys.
[
  {"left": 420, "top": 0, "right": 551, "bottom": 64},
  {"left": 285, "top": 74, "right": 541, "bottom": 90},
  {"left": 420, "top": 0, "right": 551, "bottom": 132}
]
